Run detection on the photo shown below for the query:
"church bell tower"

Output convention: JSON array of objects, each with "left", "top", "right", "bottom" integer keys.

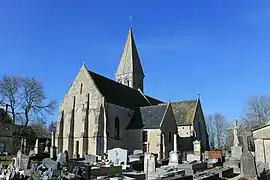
[{"left": 115, "top": 24, "right": 145, "bottom": 92}]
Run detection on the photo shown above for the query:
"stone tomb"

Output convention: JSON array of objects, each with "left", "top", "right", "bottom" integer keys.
[
  {"left": 187, "top": 154, "right": 201, "bottom": 162},
  {"left": 85, "top": 154, "right": 97, "bottom": 164},
  {"left": 42, "top": 158, "right": 58, "bottom": 170},
  {"left": 177, "top": 161, "right": 208, "bottom": 175},
  {"left": 253, "top": 123, "right": 270, "bottom": 170},
  {"left": 107, "top": 148, "right": 128, "bottom": 169}
]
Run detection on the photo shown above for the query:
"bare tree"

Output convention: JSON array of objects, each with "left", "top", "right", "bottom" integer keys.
[
  {"left": 0, "top": 75, "right": 57, "bottom": 126},
  {"left": 224, "top": 127, "right": 233, "bottom": 151},
  {"left": 0, "top": 75, "right": 21, "bottom": 124},
  {"left": 213, "top": 113, "right": 227, "bottom": 150},
  {"left": 47, "top": 120, "right": 57, "bottom": 134},
  {"left": 206, "top": 115, "right": 215, "bottom": 150},
  {"left": 20, "top": 77, "right": 57, "bottom": 126},
  {"left": 30, "top": 119, "right": 48, "bottom": 137},
  {"left": 243, "top": 96, "right": 270, "bottom": 127}
]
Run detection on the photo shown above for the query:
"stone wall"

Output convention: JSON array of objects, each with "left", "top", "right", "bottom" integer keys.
[
  {"left": 144, "top": 129, "right": 161, "bottom": 157},
  {"left": 124, "top": 129, "right": 142, "bottom": 154},
  {"left": 55, "top": 65, "right": 104, "bottom": 157},
  {"left": 106, "top": 103, "right": 134, "bottom": 150},
  {"left": 160, "top": 104, "right": 177, "bottom": 158},
  {"left": 193, "top": 102, "right": 209, "bottom": 151},
  {"left": 254, "top": 139, "right": 270, "bottom": 165}
]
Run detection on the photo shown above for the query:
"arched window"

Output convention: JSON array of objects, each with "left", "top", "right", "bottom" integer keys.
[
  {"left": 124, "top": 78, "right": 129, "bottom": 87},
  {"left": 168, "top": 132, "right": 172, "bottom": 143},
  {"left": 114, "top": 116, "right": 120, "bottom": 140}
]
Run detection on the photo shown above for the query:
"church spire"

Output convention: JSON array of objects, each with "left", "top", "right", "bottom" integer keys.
[{"left": 115, "top": 20, "right": 145, "bottom": 92}]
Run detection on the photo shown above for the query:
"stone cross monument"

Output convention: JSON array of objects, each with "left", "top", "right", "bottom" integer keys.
[
  {"left": 233, "top": 120, "right": 239, "bottom": 147},
  {"left": 168, "top": 134, "right": 181, "bottom": 166},
  {"left": 240, "top": 127, "right": 257, "bottom": 179},
  {"left": 50, "top": 132, "right": 57, "bottom": 159},
  {"left": 44, "top": 139, "right": 50, "bottom": 153},
  {"left": 224, "top": 120, "right": 243, "bottom": 173}
]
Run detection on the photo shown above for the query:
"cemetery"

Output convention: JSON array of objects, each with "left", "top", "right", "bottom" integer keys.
[
  {"left": 0, "top": 120, "right": 269, "bottom": 179},
  {"left": 0, "top": 5, "right": 269, "bottom": 179}
]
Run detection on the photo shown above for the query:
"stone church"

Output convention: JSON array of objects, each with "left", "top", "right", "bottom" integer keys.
[{"left": 55, "top": 26, "right": 209, "bottom": 159}]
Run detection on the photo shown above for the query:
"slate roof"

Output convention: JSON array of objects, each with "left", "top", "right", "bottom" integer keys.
[
  {"left": 127, "top": 104, "right": 168, "bottom": 129},
  {"left": 170, "top": 100, "right": 197, "bottom": 125},
  {"left": 146, "top": 95, "right": 164, "bottom": 105},
  {"left": 88, "top": 70, "right": 161, "bottom": 109}
]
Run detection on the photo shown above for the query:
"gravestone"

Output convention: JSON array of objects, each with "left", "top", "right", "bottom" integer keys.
[
  {"left": 193, "top": 140, "right": 201, "bottom": 157},
  {"left": 107, "top": 148, "right": 128, "bottom": 169},
  {"left": 44, "top": 139, "right": 50, "bottom": 153},
  {"left": 231, "top": 120, "right": 242, "bottom": 160},
  {"left": 187, "top": 154, "right": 201, "bottom": 162},
  {"left": 240, "top": 127, "right": 257, "bottom": 179},
  {"left": 144, "top": 152, "right": 156, "bottom": 173},
  {"left": 20, "top": 154, "right": 30, "bottom": 170},
  {"left": 29, "top": 150, "right": 35, "bottom": 157},
  {"left": 57, "top": 153, "right": 67, "bottom": 164},
  {"left": 42, "top": 158, "right": 58, "bottom": 170},
  {"left": 50, "top": 132, "right": 57, "bottom": 159},
  {"left": 133, "top": 150, "right": 143, "bottom": 155},
  {"left": 169, "top": 134, "right": 181, "bottom": 166},
  {"left": 85, "top": 154, "right": 97, "bottom": 164},
  {"left": 34, "top": 138, "right": 39, "bottom": 154},
  {"left": 48, "top": 169, "right": 53, "bottom": 179}
]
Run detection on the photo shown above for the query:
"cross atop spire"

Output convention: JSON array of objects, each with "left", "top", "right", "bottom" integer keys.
[
  {"left": 197, "top": 93, "right": 200, "bottom": 100},
  {"left": 129, "top": 16, "right": 132, "bottom": 29}
]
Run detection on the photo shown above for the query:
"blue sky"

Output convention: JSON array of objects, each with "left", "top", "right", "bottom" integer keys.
[{"left": 0, "top": 0, "right": 270, "bottom": 123}]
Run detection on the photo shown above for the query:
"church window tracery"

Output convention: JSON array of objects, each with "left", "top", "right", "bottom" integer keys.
[{"left": 114, "top": 116, "right": 120, "bottom": 140}]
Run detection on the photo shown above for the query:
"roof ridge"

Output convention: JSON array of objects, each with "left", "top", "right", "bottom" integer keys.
[
  {"left": 159, "top": 103, "right": 170, "bottom": 127},
  {"left": 138, "top": 89, "right": 152, "bottom": 106},
  {"left": 171, "top": 100, "right": 197, "bottom": 103},
  {"left": 88, "top": 70, "right": 141, "bottom": 92}
]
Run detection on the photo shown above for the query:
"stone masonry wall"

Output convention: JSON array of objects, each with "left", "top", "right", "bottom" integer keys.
[
  {"left": 55, "top": 65, "right": 104, "bottom": 157},
  {"left": 106, "top": 103, "right": 134, "bottom": 151}
]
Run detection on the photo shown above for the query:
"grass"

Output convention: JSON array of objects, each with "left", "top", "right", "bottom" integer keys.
[{"left": 0, "top": 156, "right": 12, "bottom": 165}]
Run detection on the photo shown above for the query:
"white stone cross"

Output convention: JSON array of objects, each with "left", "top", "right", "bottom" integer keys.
[{"left": 232, "top": 120, "right": 239, "bottom": 147}]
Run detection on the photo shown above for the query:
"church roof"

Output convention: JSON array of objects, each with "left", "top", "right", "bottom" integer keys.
[
  {"left": 127, "top": 104, "right": 168, "bottom": 129},
  {"left": 115, "top": 27, "right": 144, "bottom": 77},
  {"left": 170, "top": 100, "right": 197, "bottom": 125},
  {"left": 145, "top": 95, "right": 163, "bottom": 105},
  {"left": 88, "top": 70, "right": 162, "bottom": 109}
]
